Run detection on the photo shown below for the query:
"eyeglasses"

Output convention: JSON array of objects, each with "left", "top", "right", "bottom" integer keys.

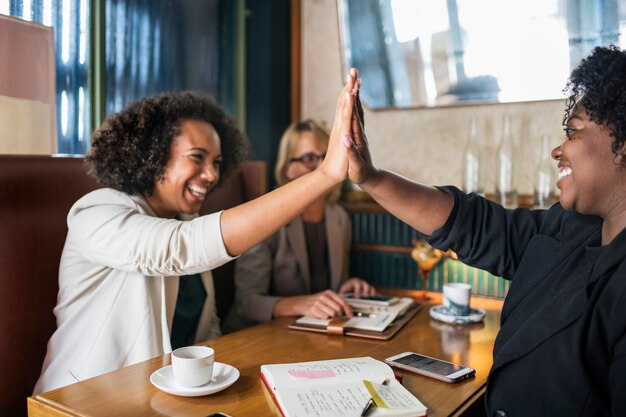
[{"left": 289, "top": 152, "right": 326, "bottom": 168}]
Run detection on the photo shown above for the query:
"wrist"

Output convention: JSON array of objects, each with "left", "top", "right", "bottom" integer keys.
[
  {"left": 359, "top": 166, "right": 381, "bottom": 189},
  {"left": 315, "top": 164, "right": 344, "bottom": 188},
  {"left": 274, "top": 295, "right": 307, "bottom": 317},
  {"left": 273, "top": 297, "right": 292, "bottom": 318}
]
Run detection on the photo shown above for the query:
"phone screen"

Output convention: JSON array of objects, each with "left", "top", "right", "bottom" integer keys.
[
  {"left": 344, "top": 294, "right": 393, "bottom": 301},
  {"left": 360, "top": 295, "right": 394, "bottom": 301},
  {"left": 394, "top": 353, "right": 464, "bottom": 376}
]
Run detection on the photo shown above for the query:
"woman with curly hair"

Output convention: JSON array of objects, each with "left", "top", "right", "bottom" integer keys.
[
  {"left": 35, "top": 72, "right": 360, "bottom": 393},
  {"left": 224, "top": 119, "right": 375, "bottom": 332},
  {"left": 344, "top": 46, "right": 626, "bottom": 415}
]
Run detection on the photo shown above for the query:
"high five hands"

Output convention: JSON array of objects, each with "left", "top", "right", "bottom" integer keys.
[
  {"left": 321, "top": 67, "right": 376, "bottom": 186},
  {"left": 343, "top": 68, "right": 376, "bottom": 185}
]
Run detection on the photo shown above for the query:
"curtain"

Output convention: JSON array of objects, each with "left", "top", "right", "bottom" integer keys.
[
  {"left": 3, "top": 0, "right": 231, "bottom": 152},
  {"left": 567, "top": 0, "right": 622, "bottom": 67},
  {"left": 105, "top": 0, "right": 221, "bottom": 115}
]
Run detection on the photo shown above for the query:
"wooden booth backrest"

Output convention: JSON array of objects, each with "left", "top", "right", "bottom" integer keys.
[
  {"left": 199, "top": 160, "right": 268, "bottom": 324},
  {"left": 0, "top": 155, "right": 266, "bottom": 417},
  {"left": 0, "top": 155, "right": 101, "bottom": 417}
]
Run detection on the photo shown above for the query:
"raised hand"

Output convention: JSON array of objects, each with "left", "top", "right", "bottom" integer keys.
[
  {"left": 318, "top": 69, "right": 358, "bottom": 183},
  {"left": 345, "top": 71, "right": 376, "bottom": 184}
]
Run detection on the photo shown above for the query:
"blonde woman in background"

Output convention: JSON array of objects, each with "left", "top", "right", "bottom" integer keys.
[{"left": 224, "top": 119, "right": 375, "bottom": 332}]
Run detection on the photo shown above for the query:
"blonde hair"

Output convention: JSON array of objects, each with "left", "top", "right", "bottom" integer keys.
[{"left": 274, "top": 119, "right": 342, "bottom": 201}]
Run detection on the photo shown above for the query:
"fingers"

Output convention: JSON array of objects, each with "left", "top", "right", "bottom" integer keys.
[
  {"left": 354, "top": 278, "right": 376, "bottom": 297},
  {"left": 335, "top": 86, "right": 355, "bottom": 159},
  {"left": 361, "top": 281, "right": 377, "bottom": 297},
  {"left": 307, "top": 290, "right": 353, "bottom": 319},
  {"left": 340, "top": 278, "right": 376, "bottom": 298},
  {"left": 354, "top": 77, "right": 364, "bottom": 126},
  {"left": 333, "top": 69, "right": 358, "bottom": 129},
  {"left": 349, "top": 68, "right": 359, "bottom": 96},
  {"left": 363, "top": 283, "right": 378, "bottom": 295},
  {"left": 351, "top": 101, "right": 363, "bottom": 145},
  {"left": 341, "top": 72, "right": 356, "bottom": 126},
  {"left": 341, "top": 92, "right": 355, "bottom": 139},
  {"left": 344, "top": 72, "right": 375, "bottom": 185},
  {"left": 349, "top": 73, "right": 364, "bottom": 140},
  {"left": 330, "top": 70, "right": 358, "bottom": 146},
  {"left": 355, "top": 89, "right": 365, "bottom": 140},
  {"left": 352, "top": 280, "right": 366, "bottom": 298},
  {"left": 345, "top": 137, "right": 370, "bottom": 184},
  {"left": 346, "top": 73, "right": 370, "bottom": 173},
  {"left": 321, "top": 69, "right": 360, "bottom": 183}
]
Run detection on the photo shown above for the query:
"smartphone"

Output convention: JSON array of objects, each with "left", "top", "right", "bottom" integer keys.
[
  {"left": 342, "top": 293, "right": 399, "bottom": 306},
  {"left": 385, "top": 352, "right": 475, "bottom": 383}
]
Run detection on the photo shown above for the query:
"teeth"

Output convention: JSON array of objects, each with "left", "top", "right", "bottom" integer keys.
[
  {"left": 559, "top": 167, "right": 572, "bottom": 179},
  {"left": 188, "top": 184, "right": 207, "bottom": 197}
]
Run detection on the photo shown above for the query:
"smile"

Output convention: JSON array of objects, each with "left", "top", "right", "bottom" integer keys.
[
  {"left": 188, "top": 184, "right": 207, "bottom": 199},
  {"left": 558, "top": 166, "right": 572, "bottom": 179}
]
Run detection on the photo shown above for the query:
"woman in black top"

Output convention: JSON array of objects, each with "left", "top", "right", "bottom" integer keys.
[{"left": 344, "top": 46, "right": 626, "bottom": 416}]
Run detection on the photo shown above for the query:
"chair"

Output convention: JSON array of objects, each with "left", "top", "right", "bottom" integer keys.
[
  {"left": 0, "top": 155, "right": 100, "bottom": 417},
  {"left": 199, "top": 160, "right": 268, "bottom": 327}
]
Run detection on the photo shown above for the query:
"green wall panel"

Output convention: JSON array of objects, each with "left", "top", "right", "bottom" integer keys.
[{"left": 348, "top": 211, "right": 510, "bottom": 299}]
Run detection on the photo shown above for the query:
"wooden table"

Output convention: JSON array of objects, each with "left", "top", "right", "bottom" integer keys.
[{"left": 28, "top": 291, "right": 502, "bottom": 417}]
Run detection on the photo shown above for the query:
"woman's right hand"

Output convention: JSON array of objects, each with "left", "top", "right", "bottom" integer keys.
[
  {"left": 318, "top": 69, "right": 358, "bottom": 184},
  {"left": 303, "top": 290, "right": 353, "bottom": 319},
  {"left": 273, "top": 290, "right": 353, "bottom": 319}
]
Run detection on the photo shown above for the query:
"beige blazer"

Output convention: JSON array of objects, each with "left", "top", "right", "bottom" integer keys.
[
  {"left": 34, "top": 188, "right": 234, "bottom": 394},
  {"left": 224, "top": 202, "right": 351, "bottom": 332}
]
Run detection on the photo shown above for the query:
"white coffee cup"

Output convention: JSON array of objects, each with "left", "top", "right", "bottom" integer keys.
[
  {"left": 171, "top": 346, "right": 215, "bottom": 387},
  {"left": 443, "top": 283, "right": 472, "bottom": 316}
]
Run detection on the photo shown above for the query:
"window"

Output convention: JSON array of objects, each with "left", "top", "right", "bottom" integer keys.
[
  {"left": 1, "top": 0, "right": 237, "bottom": 154},
  {"left": 105, "top": 0, "right": 223, "bottom": 114},
  {"left": 1, "top": 0, "right": 90, "bottom": 153},
  {"left": 338, "top": 0, "right": 626, "bottom": 109}
]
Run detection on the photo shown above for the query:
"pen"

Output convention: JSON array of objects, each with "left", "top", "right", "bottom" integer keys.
[
  {"left": 354, "top": 311, "right": 376, "bottom": 318},
  {"left": 360, "top": 378, "right": 389, "bottom": 417},
  {"left": 359, "top": 397, "right": 375, "bottom": 417}
]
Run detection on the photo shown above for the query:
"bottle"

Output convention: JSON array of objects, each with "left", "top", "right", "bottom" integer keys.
[
  {"left": 533, "top": 135, "right": 558, "bottom": 208},
  {"left": 495, "top": 115, "right": 518, "bottom": 208},
  {"left": 462, "top": 117, "right": 483, "bottom": 195}
]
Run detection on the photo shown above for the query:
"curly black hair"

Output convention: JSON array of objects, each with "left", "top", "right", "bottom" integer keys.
[
  {"left": 86, "top": 91, "right": 249, "bottom": 195},
  {"left": 563, "top": 45, "right": 626, "bottom": 155}
]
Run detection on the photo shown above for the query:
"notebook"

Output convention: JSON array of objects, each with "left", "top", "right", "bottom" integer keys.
[
  {"left": 260, "top": 357, "right": 427, "bottom": 417},
  {"left": 288, "top": 297, "right": 421, "bottom": 340}
]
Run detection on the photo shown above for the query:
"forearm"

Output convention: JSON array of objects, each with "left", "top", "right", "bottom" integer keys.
[
  {"left": 222, "top": 71, "right": 357, "bottom": 255},
  {"left": 360, "top": 169, "right": 454, "bottom": 236},
  {"left": 220, "top": 169, "right": 339, "bottom": 255},
  {"left": 273, "top": 295, "right": 307, "bottom": 318}
]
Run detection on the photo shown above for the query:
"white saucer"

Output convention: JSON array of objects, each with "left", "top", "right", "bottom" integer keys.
[
  {"left": 150, "top": 362, "right": 239, "bottom": 397},
  {"left": 429, "top": 305, "right": 486, "bottom": 324}
]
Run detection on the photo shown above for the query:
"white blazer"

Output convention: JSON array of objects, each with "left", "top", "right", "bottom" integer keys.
[{"left": 34, "top": 188, "right": 234, "bottom": 393}]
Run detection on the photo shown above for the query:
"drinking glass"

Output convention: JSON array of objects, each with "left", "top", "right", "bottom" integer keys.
[{"left": 411, "top": 240, "right": 443, "bottom": 300}]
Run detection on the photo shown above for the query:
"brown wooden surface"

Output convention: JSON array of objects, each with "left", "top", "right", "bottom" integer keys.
[
  {"left": 0, "top": 155, "right": 102, "bottom": 417},
  {"left": 29, "top": 291, "right": 502, "bottom": 417},
  {"left": 290, "top": 0, "right": 301, "bottom": 122}
]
